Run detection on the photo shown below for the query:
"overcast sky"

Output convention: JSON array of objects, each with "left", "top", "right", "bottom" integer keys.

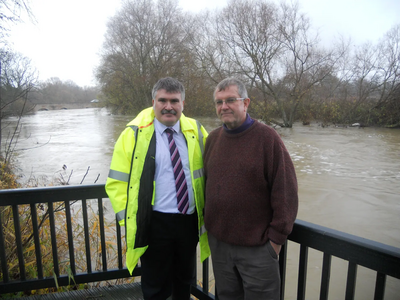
[{"left": 6, "top": 0, "right": 400, "bottom": 87}]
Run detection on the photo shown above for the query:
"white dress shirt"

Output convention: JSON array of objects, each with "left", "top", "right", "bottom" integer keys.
[{"left": 153, "top": 118, "right": 195, "bottom": 214}]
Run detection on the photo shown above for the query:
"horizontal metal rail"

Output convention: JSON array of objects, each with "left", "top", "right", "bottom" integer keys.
[
  {"left": 0, "top": 184, "right": 137, "bottom": 295},
  {"left": 280, "top": 220, "right": 400, "bottom": 300},
  {"left": 1, "top": 185, "right": 399, "bottom": 299}
]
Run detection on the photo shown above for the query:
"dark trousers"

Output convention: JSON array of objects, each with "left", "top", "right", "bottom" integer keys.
[
  {"left": 208, "top": 233, "right": 281, "bottom": 300},
  {"left": 140, "top": 211, "right": 198, "bottom": 300}
]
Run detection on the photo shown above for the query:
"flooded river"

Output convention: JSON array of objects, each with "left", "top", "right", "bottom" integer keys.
[{"left": 2, "top": 107, "right": 400, "bottom": 299}]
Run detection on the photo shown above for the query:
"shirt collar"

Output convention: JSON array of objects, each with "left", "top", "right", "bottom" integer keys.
[{"left": 154, "top": 118, "right": 181, "bottom": 135}]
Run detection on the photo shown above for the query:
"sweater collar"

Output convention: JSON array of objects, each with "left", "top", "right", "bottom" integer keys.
[{"left": 223, "top": 113, "right": 255, "bottom": 134}]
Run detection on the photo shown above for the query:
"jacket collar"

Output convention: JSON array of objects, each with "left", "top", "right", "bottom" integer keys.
[{"left": 127, "top": 107, "right": 194, "bottom": 133}]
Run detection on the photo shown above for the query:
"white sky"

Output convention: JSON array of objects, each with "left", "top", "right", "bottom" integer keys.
[{"left": 5, "top": 0, "right": 400, "bottom": 87}]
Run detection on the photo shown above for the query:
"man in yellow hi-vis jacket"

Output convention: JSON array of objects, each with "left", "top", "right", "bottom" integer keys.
[{"left": 106, "top": 77, "right": 210, "bottom": 300}]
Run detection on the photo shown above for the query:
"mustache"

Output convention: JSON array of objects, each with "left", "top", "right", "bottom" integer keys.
[{"left": 161, "top": 109, "right": 177, "bottom": 115}]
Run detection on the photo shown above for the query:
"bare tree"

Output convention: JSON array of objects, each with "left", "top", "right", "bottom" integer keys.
[
  {"left": 374, "top": 24, "right": 400, "bottom": 110},
  {"left": 216, "top": 0, "right": 282, "bottom": 118},
  {"left": 187, "top": 10, "right": 233, "bottom": 84},
  {"left": 275, "top": 1, "right": 347, "bottom": 127},
  {"left": 1, "top": 0, "right": 35, "bottom": 164},
  {"left": 0, "top": 0, "right": 34, "bottom": 44},
  {"left": 96, "top": 0, "right": 191, "bottom": 113},
  {"left": 344, "top": 42, "right": 381, "bottom": 121},
  {"left": 0, "top": 49, "right": 37, "bottom": 160},
  {"left": 301, "top": 24, "right": 399, "bottom": 126},
  {"left": 339, "top": 24, "right": 399, "bottom": 124},
  {"left": 210, "top": 0, "right": 346, "bottom": 127},
  {"left": 0, "top": 50, "right": 36, "bottom": 113}
]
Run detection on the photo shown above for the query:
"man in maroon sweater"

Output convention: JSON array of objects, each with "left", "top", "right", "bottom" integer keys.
[{"left": 204, "top": 77, "right": 298, "bottom": 300}]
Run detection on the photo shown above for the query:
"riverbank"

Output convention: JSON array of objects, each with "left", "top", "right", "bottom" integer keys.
[{"left": 0, "top": 160, "right": 19, "bottom": 190}]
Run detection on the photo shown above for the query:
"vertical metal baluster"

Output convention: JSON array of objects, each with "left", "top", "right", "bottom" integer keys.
[
  {"left": 98, "top": 198, "right": 107, "bottom": 271},
  {"left": 116, "top": 218, "right": 123, "bottom": 269},
  {"left": 82, "top": 199, "right": 92, "bottom": 273},
  {"left": 48, "top": 202, "right": 59, "bottom": 277},
  {"left": 319, "top": 253, "right": 332, "bottom": 300},
  {"left": 373, "top": 272, "right": 386, "bottom": 300},
  {"left": 30, "top": 203, "right": 43, "bottom": 279},
  {"left": 0, "top": 210, "right": 9, "bottom": 282},
  {"left": 279, "top": 241, "right": 288, "bottom": 300},
  {"left": 12, "top": 204, "right": 26, "bottom": 280},
  {"left": 297, "top": 244, "right": 308, "bottom": 300},
  {"left": 202, "top": 257, "right": 209, "bottom": 293},
  {"left": 345, "top": 261, "right": 357, "bottom": 300},
  {"left": 65, "top": 200, "right": 76, "bottom": 275}
]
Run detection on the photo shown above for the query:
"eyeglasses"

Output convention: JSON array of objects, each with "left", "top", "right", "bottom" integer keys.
[{"left": 214, "top": 98, "right": 245, "bottom": 106}]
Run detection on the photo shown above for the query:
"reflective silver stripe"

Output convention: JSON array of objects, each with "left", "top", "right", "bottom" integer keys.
[
  {"left": 128, "top": 125, "right": 138, "bottom": 133},
  {"left": 193, "top": 168, "right": 204, "bottom": 180},
  {"left": 116, "top": 210, "right": 126, "bottom": 222},
  {"left": 108, "top": 169, "right": 129, "bottom": 182},
  {"left": 200, "top": 224, "right": 207, "bottom": 236},
  {"left": 196, "top": 120, "right": 204, "bottom": 155}
]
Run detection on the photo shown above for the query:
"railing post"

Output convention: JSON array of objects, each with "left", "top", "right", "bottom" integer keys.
[
  {"left": 374, "top": 272, "right": 386, "bottom": 300},
  {"left": 48, "top": 202, "right": 60, "bottom": 277},
  {"left": 98, "top": 198, "right": 107, "bottom": 271},
  {"left": 319, "top": 253, "right": 332, "bottom": 300},
  {"left": 82, "top": 199, "right": 92, "bottom": 273},
  {"left": 65, "top": 201, "right": 76, "bottom": 275},
  {"left": 12, "top": 204, "right": 26, "bottom": 280},
  {"left": 0, "top": 211, "right": 9, "bottom": 283},
  {"left": 116, "top": 218, "right": 123, "bottom": 269},
  {"left": 279, "top": 241, "right": 287, "bottom": 300},
  {"left": 297, "top": 244, "right": 308, "bottom": 300},
  {"left": 345, "top": 261, "right": 357, "bottom": 300},
  {"left": 202, "top": 258, "right": 209, "bottom": 293},
  {"left": 30, "top": 203, "right": 44, "bottom": 279}
]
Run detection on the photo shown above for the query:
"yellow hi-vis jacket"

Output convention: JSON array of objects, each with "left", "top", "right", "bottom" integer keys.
[{"left": 105, "top": 107, "right": 210, "bottom": 275}]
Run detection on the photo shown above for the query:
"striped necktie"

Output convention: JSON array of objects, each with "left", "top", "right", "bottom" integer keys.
[{"left": 165, "top": 128, "right": 189, "bottom": 214}]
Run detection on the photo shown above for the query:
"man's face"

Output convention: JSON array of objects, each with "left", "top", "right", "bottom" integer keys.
[
  {"left": 214, "top": 85, "right": 250, "bottom": 130},
  {"left": 152, "top": 89, "right": 184, "bottom": 127}
]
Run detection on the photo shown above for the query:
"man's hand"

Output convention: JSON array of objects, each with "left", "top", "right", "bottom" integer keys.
[{"left": 270, "top": 241, "right": 281, "bottom": 256}]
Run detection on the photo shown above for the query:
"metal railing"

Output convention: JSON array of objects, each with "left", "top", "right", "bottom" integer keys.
[{"left": 0, "top": 185, "right": 399, "bottom": 299}]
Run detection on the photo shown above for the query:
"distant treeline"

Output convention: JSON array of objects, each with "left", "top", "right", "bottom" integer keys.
[
  {"left": 94, "top": 0, "right": 399, "bottom": 128},
  {"left": 29, "top": 78, "right": 100, "bottom": 105},
  {"left": 1, "top": 69, "right": 100, "bottom": 117},
  {"left": 1, "top": 0, "right": 399, "bottom": 127}
]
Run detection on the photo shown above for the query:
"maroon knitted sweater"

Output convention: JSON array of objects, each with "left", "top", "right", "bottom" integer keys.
[{"left": 204, "top": 120, "right": 298, "bottom": 246}]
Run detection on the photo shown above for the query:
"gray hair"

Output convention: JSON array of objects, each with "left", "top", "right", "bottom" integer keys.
[
  {"left": 152, "top": 77, "right": 185, "bottom": 101},
  {"left": 214, "top": 77, "right": 248, "bottom": 99}
]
